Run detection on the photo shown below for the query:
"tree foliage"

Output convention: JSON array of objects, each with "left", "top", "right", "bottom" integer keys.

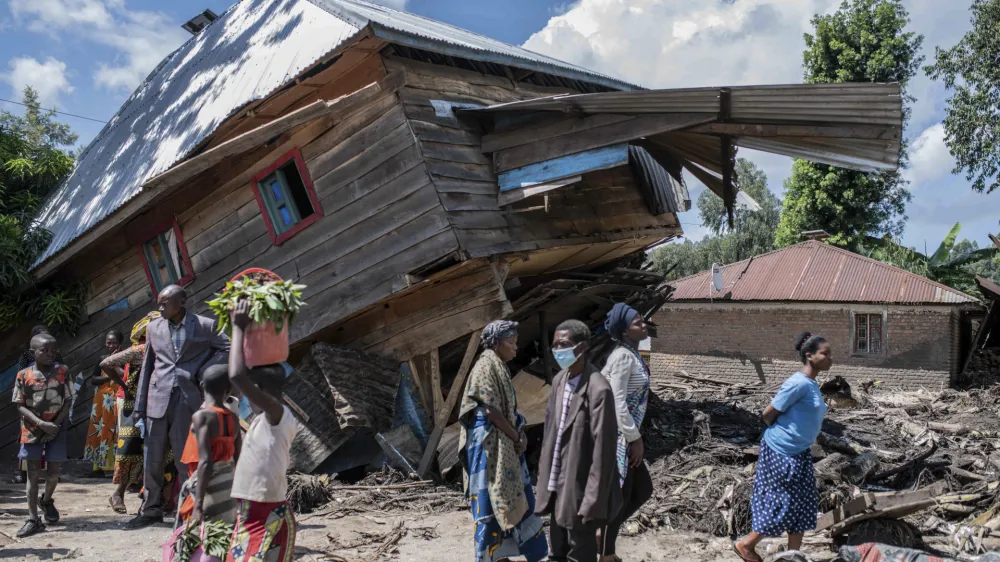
[
  {"left": 0, "top": 87, "right": 85, "bottom": 333},
  {"left": 774, "top": 0, "right": 923, "bottom": 251},
  {"left": 859, "top": 223, "right": 1000, "bottom": 296},
  {"left": 650, "top": 159, "right": 781, "bottom": 280},
  {"left": 925, "top": 0, "right": 1000, "bottom": 195}
]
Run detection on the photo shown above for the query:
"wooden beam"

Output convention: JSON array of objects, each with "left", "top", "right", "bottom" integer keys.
[
  {"left": 32, "top": 72, "right": 405, "bottom": 281},
  {"left": 687, "top": 122, "right": 901, "bottom": 140},
  {"left": 539, "top": 311, "right": 555, "bottom": 383},
  {"left": 482, "top": 114, "right": 634, "bottom": 153},
  {"left": 991, "top": 233, "right": 1000, "bottom": 251},
  {"left": 721, "top": 135, "right": 735, "bottom": 227},
  {"left": 417, "top": 330, "right": 482, "bottom": 478},
  {"left": 494, "top": 113, "right": 716, "bottom": 172},
  {"left": 498, "top": 145, "right": 627, "bottom": 192},
  {"left": 497, "top": 176, "right": 581, "bottom": 207},
  {"left": 429, "top": 347, "right": 442, "bottom": 421}
]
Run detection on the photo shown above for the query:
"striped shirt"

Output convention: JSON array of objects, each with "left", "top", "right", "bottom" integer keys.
[
  {"left": 601, "top": 347, "right": 649, "bottom": 443},
  {"left": 547, "top": 375, "right": 580, "bottom": 492}
]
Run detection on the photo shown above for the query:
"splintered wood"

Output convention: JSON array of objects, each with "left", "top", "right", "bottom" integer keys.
[{"left": 635, "top": 374, "right": 1000, "bottom": 559}]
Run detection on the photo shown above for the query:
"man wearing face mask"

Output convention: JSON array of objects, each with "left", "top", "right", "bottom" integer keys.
[{"left": 535, "top": 320, "right": 622, "bottom": 562}]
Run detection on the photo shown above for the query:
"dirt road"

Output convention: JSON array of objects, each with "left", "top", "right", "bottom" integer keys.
[{"left": 0, "top": 470, "right": 802, "bottom": 561}]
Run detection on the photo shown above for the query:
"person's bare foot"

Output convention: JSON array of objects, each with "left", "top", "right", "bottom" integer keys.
[{"left": 734, "top": 540, "right": 762, "bottom": 562}]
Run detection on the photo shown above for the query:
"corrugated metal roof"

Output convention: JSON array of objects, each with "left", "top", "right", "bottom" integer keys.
[
  {"left": 669, "top": 241, "right": 977, "bottom": 305},
  {"left": 466, "top": 83, "right": 903, "bottom": 173},
  {"left": 628, "top": 146, "right": 690, "bottom": 215},
  {"left": 308, "top": 0, "right": 636, "bottom": 91},
  {"left": 34, "top": 0, "right": 361, "bottom": 266},
  {"left": 34, "top": 0, "right": 635, "bottom": 269}
]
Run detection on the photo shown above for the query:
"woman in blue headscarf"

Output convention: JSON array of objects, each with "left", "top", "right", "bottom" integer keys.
[{"left": 598, "top": 303, "right": 653, "bottom": 562}]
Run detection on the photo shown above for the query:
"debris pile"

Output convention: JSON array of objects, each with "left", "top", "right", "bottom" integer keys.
[{"left": 634, "top": 374, "right": 1000, "bottom": 560}]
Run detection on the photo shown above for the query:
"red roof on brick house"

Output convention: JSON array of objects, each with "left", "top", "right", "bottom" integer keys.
[{"left": 669, "top": 240, "right": 977, "bottom": 304}]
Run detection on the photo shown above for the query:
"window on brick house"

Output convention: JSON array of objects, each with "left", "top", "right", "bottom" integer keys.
[
  {"left": 139, "top": 218, "right": 194, "bottom": 293},
  {"left": 854, "top": 313, "right": 883, "bottom": 354},
  {"left": 251, "top": 148, "right": 322, "bottom": 246}
]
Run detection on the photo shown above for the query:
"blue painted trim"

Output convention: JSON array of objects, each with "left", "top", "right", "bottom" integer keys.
[
  {"left": 104, "top": 297, "right": 129, "bottom": 313},
  {"left": 499, "top": 144, "right": 629, "bottom": 192}
]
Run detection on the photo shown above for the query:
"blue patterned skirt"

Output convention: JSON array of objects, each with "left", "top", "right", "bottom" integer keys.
[
  {"left": 465, "top": 409, "right": 548, "bottom": 562},
  {"left": 751, "top": 440, "right": 818, "bottom": 536}
]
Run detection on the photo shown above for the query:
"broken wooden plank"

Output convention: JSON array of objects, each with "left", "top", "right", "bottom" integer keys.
[
  {"left": 417, "top": 330, "right": 482, "bottom": 479},
  {"left": 498, "top": 144, "right": 627, "bottom": 192}
]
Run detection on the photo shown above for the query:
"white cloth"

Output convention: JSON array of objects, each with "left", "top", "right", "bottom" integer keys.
[
  {"left": 231, "top": 405, "right": 298, "bottom": 503},
  {"left": 601, "top": 347, "right": 646, "bottom": 443}
]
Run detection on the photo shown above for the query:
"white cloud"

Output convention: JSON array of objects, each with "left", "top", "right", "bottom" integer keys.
[
  {"left": 3, "top": 56, "right": 73, "bottom": 107},
  {"left": 906, "top": 123, "right": 955, "bottom": 185},
  {"left": 9, "top": 0, "right": 188, "bottom": 92}
]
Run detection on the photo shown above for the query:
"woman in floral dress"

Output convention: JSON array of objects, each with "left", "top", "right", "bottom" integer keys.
[
  {"left": 84, "top": 330, "right": 124, "bottom": 475},
  {"left": 100, "top": 312, "right": 178, "bottom": 514}
]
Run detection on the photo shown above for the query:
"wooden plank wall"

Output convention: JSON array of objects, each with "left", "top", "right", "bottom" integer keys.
[
  {"left": 0, "top": 51, "right": 464, "bottom": 462},
  {"left": 386, "top": 56, "right": 683, "bottom": 260}
]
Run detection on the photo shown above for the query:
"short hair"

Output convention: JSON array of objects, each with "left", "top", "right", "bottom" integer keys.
[
  {"left": 107, "top": 329, "right": 124, "bottom": 343},
  {"left": 794, "top": 331, "right": 828, "bottom": 364},
  {"left": 202, "top": 364, "right": 231, "bottom": 396},
  {"left": 30, "top": 333, "right": 56, "bottom": 351},
  {"left": 555, "top": 319, "right": 590, "bottom": 345},
  {"left": 159, "top": 285, "right": 187, "bottom": 300},
  {"left": 31, "top": 325, "right": 49, "bottom": 337},
  {"left": 248, "top": 364, "right": 286, "bottom": 396}
]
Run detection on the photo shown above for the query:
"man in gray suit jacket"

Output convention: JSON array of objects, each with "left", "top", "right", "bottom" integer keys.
[{"left": 126, "top": 284, "right": 229, "bottom": 529}]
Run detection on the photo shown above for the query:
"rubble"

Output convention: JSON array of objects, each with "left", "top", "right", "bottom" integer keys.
[{"left": 634, "top": 373, "right": 1000, "bottom": 560}]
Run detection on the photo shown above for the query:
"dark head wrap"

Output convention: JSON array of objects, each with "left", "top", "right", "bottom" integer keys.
[
  {"left": 605, "top": 302, "right": 639, "bottom": 342},
  {"left": 481, "top": 320, "right": 519, "bottom": 350}
]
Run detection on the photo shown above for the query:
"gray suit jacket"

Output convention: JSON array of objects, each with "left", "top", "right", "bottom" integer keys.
[{"left": 135, "top": 311, "right": 230, "bottom": 419}]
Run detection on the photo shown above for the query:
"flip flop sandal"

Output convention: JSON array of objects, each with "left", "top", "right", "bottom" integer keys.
[
  {"left": 732, "top": 542, "right": 762, "bottom": 562},
  {"left": 109, "top": 496, "right": 127, "bottom": 514}
]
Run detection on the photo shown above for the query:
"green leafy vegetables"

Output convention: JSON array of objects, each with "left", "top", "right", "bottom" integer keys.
[
  {"left": 207, "top": 275, "right": 306, "bottom": 334},
  {"left": 174, "top": 520, "right": 233, "bottom": 561}
]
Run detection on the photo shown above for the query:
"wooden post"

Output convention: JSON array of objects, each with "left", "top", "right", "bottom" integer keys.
[
  {"left": 429, "top": 348, "right": 442, "bottom": 423},
  {"left": 417, "top": 330, "right": 482, "bottom": 478},
  {"left": 539, "top": 311, "right": 555, "bottom": 383}
]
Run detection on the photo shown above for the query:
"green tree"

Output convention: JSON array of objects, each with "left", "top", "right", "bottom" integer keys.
[
  {"left": 925, "top": 0, "right": 1000, "bottom": 195},
  {"left": 0, "top": 87, "right": 84, "bottom": 332},
  {"left": 650, "top": 159, "right": 781, "bottom": 280},
  {"left": 860, "top": 223, "right": 1000, "bottom": 295},
  {"left": 775, "top": 0, "right": 923, "bottom": 250}
]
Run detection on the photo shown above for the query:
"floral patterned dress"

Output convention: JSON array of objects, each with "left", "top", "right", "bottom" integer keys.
[{"left": 84, "top": 363, "right": 119, "bottom": 472}]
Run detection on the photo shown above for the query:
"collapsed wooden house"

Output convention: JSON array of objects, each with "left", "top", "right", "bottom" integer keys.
[{"left": 0, "top": 0, "right": 904, "bottom": 470}]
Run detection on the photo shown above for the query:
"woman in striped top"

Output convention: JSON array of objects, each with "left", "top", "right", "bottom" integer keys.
[{"left": 599, "top": 303, "right": 653, "bottom": 562}]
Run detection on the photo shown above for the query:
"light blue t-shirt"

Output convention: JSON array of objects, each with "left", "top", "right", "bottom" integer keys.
[{"left": 762, "top": 372, "right": 827, "bottom": 456}]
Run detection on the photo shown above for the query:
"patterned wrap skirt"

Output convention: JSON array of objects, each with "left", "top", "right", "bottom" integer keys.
[
  {"left": 227, "top": 499, "right": 295, "bottom": 562},
  {"left": 750, "top": 440, "right": 818, "bottom": 536},
  {"left": 175, "top": 460, "right": 237, "bottom": 529},
  {"left": 465, "top": 410, "right": 548, "bottom": 562},
  {"left": 84, "top": 381, "right": 117, "bottom": 471}
]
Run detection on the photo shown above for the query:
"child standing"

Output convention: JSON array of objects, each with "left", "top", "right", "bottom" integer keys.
[
  {"left": 13, "top": 333, "right": 72, "bottom": 537},
  {"left": 226, "top": 299, "right": 298, "bottom": 562},
  {"left": 176, "top": 365, "right": 241, "bottom": 528},
  {"left": 535, "top": 320, "right": 622, "bottom": 562}
]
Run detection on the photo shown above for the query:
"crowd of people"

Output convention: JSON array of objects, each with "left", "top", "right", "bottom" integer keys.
[{"left": 11, "top": 283, "right": 834, "bottom": 562}]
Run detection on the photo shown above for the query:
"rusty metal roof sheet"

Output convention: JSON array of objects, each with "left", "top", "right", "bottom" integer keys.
[{"left": 670, "top": 241, "right": 977, "bottom": 305}]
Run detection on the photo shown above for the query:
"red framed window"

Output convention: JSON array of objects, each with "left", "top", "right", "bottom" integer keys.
[
  {"left": 251, "top": 148, "right": 323, "bottom": 246},
  {"left": 854, "top": 313, "right": 884, "bottom": 354},
  {"left": 137, "top": 217, "right": 194, "bottom": 293}
]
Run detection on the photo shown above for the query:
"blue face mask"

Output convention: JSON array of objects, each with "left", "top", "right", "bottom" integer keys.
[{"left": 552, "top": 346, "right": 580, "bottom": 369}]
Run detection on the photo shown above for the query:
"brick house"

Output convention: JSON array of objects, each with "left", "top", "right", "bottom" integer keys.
[{"left": 650, "top": 241, "right": 983, "bottom": 388}]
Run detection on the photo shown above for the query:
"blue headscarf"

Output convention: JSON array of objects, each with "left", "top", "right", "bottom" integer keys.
[{"left": 605, "top": 303, "right": 639, "bottom": 342}]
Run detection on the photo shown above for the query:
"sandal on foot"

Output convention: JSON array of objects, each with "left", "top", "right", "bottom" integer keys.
[
  {"left": 109, "top": 495, "right": 127, "bottom": 514},
  {"left": 17, "top": 518, "right": 45, "bottom": 537},
  {"left": 39, "top": 497, "right": 59, "bottom": 524},
  {"left": 733, "top": 542, "right": 762, "bottom": 562}
]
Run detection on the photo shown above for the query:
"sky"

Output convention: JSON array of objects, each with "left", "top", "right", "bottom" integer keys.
[{"left": 0, "top": 0, "right": 997, "bottom": 253}]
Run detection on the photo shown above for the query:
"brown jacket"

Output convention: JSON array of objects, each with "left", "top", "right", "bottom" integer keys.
[{"left": 535, "top": 362, "right": 622, "bottom": 529}]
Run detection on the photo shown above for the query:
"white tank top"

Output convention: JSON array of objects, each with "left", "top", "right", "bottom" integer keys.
[{"left": 231, "top": 405, "right": 298, "bottom": 503}]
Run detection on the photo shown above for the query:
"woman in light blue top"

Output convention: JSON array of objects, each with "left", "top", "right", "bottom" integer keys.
[{"left": 735, "top": 332, "right": 832, "bottom": 562}]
